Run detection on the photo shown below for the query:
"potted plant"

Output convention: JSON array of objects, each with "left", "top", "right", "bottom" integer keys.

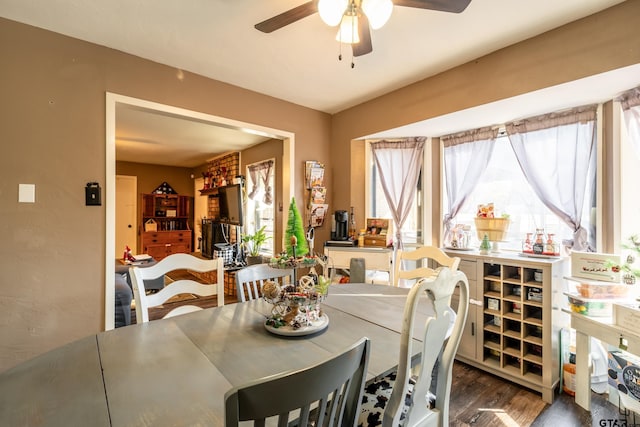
[{"left": 242, "top": 226, "right": 271, "bottom": 265}]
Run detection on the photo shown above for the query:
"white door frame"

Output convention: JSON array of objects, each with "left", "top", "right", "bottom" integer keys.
[
  {"left": 105, "top": 92, "right": 295, "bottom": 330},
  {"left": 193, "top": 177, "right": 207, "bottom": 253}
]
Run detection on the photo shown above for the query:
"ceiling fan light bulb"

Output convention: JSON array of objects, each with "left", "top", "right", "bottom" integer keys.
[
  {"left": 362, "top": 0, "right": 393, "bottom": 30},
  {"left": 336, "top": 14, "right": 359, "bottom": 44},
  {"left": 318, "top": 0, "right": 348, "bottom": 27}
]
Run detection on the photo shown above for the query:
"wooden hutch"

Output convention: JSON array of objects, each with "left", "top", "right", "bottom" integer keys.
[{"left": 140, "top": 186, "right": 192, "bottom": 260}]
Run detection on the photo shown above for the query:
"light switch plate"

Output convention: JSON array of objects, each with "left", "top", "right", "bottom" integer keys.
[{"left": 18, "top": 184, "right": 35, "bottom": 203}]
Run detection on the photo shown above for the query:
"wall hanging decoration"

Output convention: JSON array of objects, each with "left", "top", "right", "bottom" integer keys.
[
  {"left": 152, "top": 181, "right": 176, "bottom": 194},
  {"left": 305, "top": 160, "right": 328, "bottom": 228}
]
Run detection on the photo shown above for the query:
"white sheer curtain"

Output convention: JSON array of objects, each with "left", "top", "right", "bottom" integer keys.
[
  {"left": 247, "top": 160, "right": 274, "bottom": 204},
  {"left": 441, "top": 127, "right": 498, "bottom": 244},
  {"left": 370, "top": 138, "right": 425, "bottom": 250},
  {"left": 617, "top": 86, "right": 640, "bottom": 158},
  {"left": 506, "top": 105, "right": 597, "bottom": 252}
]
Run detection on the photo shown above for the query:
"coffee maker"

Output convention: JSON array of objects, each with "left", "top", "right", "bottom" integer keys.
[{"left": 331, "top": 210, "right": 349, "bottom": 240}]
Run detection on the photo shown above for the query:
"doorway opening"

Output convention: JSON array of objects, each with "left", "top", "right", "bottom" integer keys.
[{"left": 105, "top": 92, "right": 295, "bottom": 330}]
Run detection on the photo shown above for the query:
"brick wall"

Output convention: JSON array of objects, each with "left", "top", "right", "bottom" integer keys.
[
  {"left": 205, "top": 152, "right": 241, "bottom": 245},
  {"left": 206, "top": 152, "right": 240, "bottom": 191}
]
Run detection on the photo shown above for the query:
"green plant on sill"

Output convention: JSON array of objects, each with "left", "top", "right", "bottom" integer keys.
[{"left": 242, "top": 226, "right": 271, "bottom": 257}]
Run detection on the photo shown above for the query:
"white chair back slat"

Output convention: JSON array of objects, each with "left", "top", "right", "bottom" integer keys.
[
  {"left": 130, "top": 254, "right": 224, "bottom": 323},
  {"left": 394, "top": 246, "right": 460, "bottom": 287},
  {"left": 235, "top": 264, "right": 294, "bottom": 302}
]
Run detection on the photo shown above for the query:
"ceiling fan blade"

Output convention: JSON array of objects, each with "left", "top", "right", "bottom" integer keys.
[
  {"left": 393, "top": 0, "right": 471, "bottom": 13},
  {"left": 254, "top": 1, "right": 319, "bottom": 33},
  {"left": 352, "top": 14, "right": 372, "bottom": 57}
]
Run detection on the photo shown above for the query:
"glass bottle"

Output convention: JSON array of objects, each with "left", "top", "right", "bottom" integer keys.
[
  {"left": 348, "top": 207, "right": 357, "bottom": 241},
  {"left": 523, "top": 233, "right": 533, "bottom": 253},
  {"left": 533, "top": 228, "right": 544, "bottom": 254},
  {"left": 545, "top": 233, "right": 556, "bottom": 255}
]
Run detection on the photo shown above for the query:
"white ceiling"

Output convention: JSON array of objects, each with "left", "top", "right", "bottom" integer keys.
[
  {"left": 115, "top": 104, "right": 271, "bottom": 167},
  {"left": 1, "top": 0, "right": 636, "bottom": 167}
]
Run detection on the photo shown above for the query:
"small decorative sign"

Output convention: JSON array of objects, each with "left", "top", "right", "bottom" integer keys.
[{"left": 571, "top": 251, "right": 621, "bottom": 283}]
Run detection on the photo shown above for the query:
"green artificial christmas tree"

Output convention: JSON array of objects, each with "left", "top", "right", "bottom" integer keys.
[
  {"left": 285, "top": 197, "right": 309, "bottom": 257},
  {"left": 479, "top": 233, "right": 491, "bottom": 254}
]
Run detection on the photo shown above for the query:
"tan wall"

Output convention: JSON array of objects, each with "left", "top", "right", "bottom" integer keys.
[
  {"left": 115, "top": 162, "right": 195, "bottom": 197},
  {"left": 0, "top": 17, "right": 330, "bottom": 372},
  {"left": 349, "top": 140, "right": 367, "bottom": 232},
  {"left": 333, "top": 0, "right": 640, "bottom": 227}
]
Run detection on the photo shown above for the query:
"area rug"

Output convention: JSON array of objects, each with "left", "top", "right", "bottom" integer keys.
[{"left": 358, "top": 362, "right": 548, "bottom": 427}]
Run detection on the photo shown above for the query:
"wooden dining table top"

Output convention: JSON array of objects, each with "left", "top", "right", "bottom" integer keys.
[{"left": 0, "top": 283, "right": 437, "bottom": 427}]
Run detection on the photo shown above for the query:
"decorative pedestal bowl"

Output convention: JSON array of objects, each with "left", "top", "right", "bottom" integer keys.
[{"left": 262, "top": 270, "right": 330, "bottom": 336}]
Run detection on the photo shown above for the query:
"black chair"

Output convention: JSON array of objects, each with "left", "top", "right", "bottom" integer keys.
[{"left": 225, "top": 338, "right": 371, "bottom": 426}]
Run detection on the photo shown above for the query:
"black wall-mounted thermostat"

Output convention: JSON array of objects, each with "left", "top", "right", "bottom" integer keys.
[{"left": 85, "top": 182, "right": 102, "bottom": 206}]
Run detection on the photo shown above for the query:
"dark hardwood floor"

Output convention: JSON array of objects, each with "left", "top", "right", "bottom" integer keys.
[
  {"left": 450, "top": 361, "right": 622, "bottom": 427},
  {"left": 134, "top": 271, "right": 628, "bottom": 426},
  {"left": 531, "top": 389, "right": 626, "bottom": 427}
]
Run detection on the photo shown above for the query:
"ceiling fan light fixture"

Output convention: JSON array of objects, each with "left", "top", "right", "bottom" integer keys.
[
  {"left": 336, "top": 13, "right": 360, "bottom": 44},
  {"left": 318, "top": 0, "right": 348, "bottom": 27},
  {"left": 361, "top": 0, "right": 393, "bottom": 30}
]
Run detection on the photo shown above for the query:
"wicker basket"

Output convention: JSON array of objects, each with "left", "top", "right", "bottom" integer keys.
[
  {"left": 475, "top": 217, "right": 510, "bottom": 242},
  {"left": 144, "top": 218, "right": 157, "bottom": 232}
]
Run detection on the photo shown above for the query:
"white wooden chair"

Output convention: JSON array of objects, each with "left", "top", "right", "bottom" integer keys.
[
  {"left": 235, "top": 263, "right": 293, "bottom": 302},
  {"left": 359, "top": 267, "right": 469, "bottom": 427},
  {"left": 130, "top": 253, "right": 224, "bottom": 323},
  {"left": 394, "top": 246, "right": 460, "bottom": 287},
  {"left": 224, "top": 337, "right": 370, "bottom": 426}
]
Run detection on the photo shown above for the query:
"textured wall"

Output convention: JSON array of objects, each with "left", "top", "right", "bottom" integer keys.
[
  {"left": 332, "top": 0, "right": 640, "bottom": 231},
  {"left": 0, "top": 17, "right": 330, "bottom": 372}
]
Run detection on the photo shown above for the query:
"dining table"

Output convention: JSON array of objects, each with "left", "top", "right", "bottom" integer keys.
[{"left": 0, "top": 283, "right": 441, "bottom": 426}]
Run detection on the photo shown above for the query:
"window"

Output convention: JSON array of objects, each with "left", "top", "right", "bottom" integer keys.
[
  {"left": 443, "top": 135, "right": 594, "bottom": 253},
  {"left": 367, "top": 142, "right": 424, "bottom": 246},
  {"left": 245, "top": 159, "right": 275, "bottom": 256},
  {"left": 619, "top": 97, "right": 640, "bottom": 243}
]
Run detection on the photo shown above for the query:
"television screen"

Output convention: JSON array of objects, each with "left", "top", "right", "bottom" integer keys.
[{"left": 218, "top": 184, "right": 244, "bottom": 226}]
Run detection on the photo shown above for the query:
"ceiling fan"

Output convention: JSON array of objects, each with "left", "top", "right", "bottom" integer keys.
[{"left": 255, "top": 0, "right": 472, "bottom": 58}]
